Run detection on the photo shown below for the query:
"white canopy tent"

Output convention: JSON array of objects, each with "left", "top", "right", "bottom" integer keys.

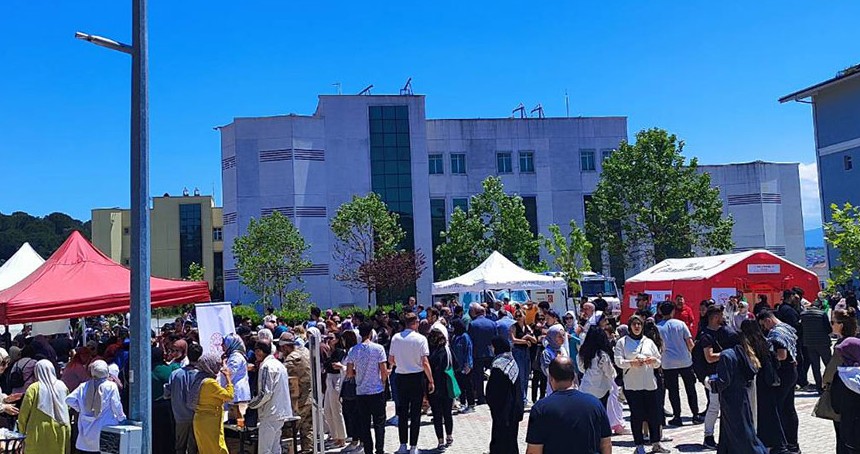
[
  {"left": 0, "top": 242, "right": 45, "bottom": 291},
  {"left": 432, "top": 251, "right": 566, "bottom": 295}
]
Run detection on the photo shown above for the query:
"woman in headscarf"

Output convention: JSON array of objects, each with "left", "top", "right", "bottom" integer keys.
[
  {"left": 221, "top": 333, "right": 250, "bottom": 421},
  {"left": 192, "top": 353, "right": 234, "bottom": 454},
  {"left": 614, "top": 315, "right": 666, "bottom": 454},
  {"left": 66, "top": 360, "right": 125, "bottom": 454},
  {"left": 486, "top": 336, "right": 523, "bottom": 454},
  {"left": 831, "top": 336, "right": 860, "bottom": 454},
  {"left": 711, "top": 320, "right": 768, "bottom": 454},
  {"left": 151, "top": 346, "right": 176, "bottom": 454},
  {"left": 823, "top": 307, "right": 858, "bottom": 454},
  {"left": 19, "top": 359, "right": 71, "bottom": 453},
  {"left": 540, "top": 324, "right": 567, "bottom": 397}
]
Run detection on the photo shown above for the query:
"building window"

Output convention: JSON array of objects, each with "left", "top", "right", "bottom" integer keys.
[
  {"left": 453, "top": 198, "right": 468, "bottom": 213},
  {"left": 521, "top": 196, "right": 538, "bottom": 237},
  {"left": 451, "top": 153, "right": 466, "bottom": 174},
  {"left": 601, "top": 149, "right": 614, "bottom": 162},
  {"left": 429, "top": 154, "right": 444, "bottom": 175},
  {"left": 369, "top": 105, "right": 414, "bottom": 249},
  {"left": 430, "top": 199, "right": 446, "bottom": 279},
  {"left": 123, "top": 227, "right": 130, "bottom": 235},
  {"left": 497, "top": 152, "right": 513, "bottom": 173},
  {"left": 519, "top": 151, "right": 535, "bottom": 173},
  {"left": 580, "top": 149, "right": 596, "bottom": 172},
  {"left": 846, "top": 155, "right": 853, "bottom": 171},
  {"left": 179, "top": 203, "right": 203, "bottom": 278},
  {"left": 212, "top": 227, "right": 223, "bottom": 241}
]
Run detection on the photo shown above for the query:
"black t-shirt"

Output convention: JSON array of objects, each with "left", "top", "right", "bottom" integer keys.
[
  {"left": 526, "top": 388, "right": 611, "bottom": 453},
  {"left": 696, "top": 326, "right": 740, "bottom": 376}
]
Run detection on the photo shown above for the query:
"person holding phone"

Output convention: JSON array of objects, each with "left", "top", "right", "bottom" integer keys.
[{"left": 191, "top": 353, "right": 234, "bottom": 454}]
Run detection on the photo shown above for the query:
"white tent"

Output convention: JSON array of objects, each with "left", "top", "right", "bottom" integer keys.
[
  {"left": 432, "top": 251, "right": 566, "bottom": 295},
  {"left": 0, "top": 242, "right": 45, "bottom": 291}
]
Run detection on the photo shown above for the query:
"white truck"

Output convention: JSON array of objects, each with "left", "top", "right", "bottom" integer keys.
[{"left": 532, "top": 271, "right": 621, "bottom": 317}]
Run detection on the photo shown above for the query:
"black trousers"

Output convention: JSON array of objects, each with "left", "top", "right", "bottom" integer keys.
[
  {"left": 664, "top": 366, "right": 699, "bottom": 417},
  {"left": 471, "top": 357, "right": 492, "bottom": 404},
  {"left": 777, "top": 366, "right": 799, "bottom": 449},
  {"left": 429, "top": 392, "right": 453, "bottom": 439},
  {"left": 806, "top": 344, "right": 833, "bottom": 389},
  {"left": 455, "top": 369, "right": 475, "bottom": 406},
  {"left": 356, "top": 392, "right": 386, "bottom": 454},
  {"left": 531, "top": 369, "right": 546, "bottom": 402},
  {"left": 626, "top": 389, "right": 662, "bottom": 446},
  {"left": 395, "top": 372, "right": 425, "bottom": 446},
  {"left": 342, "top": 398, "right": 359, "bottom": 440}
]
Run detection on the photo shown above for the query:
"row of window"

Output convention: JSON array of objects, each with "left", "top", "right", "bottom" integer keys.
[{"left": 429, "top": 149, "right": 614, "bottom": 175}]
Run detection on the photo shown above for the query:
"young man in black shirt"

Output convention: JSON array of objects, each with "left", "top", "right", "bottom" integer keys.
[
  {"left": 525, "top": 356, "right": 611, "bottom": 454},
  {"left": 696, "top": 305, "right": 739, "bottom": 449}
]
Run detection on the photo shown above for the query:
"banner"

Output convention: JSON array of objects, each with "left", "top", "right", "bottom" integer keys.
[
  {"left": 196, "top": 302, "right": 237, "bottom": 356},
  {"left": 711, "top": 288, "right": 737, "bottom": 306},
  {"left": 32, "top": 320, "right": 70, "bottom": 336}
]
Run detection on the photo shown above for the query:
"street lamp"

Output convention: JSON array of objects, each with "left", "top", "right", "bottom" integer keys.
[{"left": 76, "top": 1, "right": 151, "bottom": 453}]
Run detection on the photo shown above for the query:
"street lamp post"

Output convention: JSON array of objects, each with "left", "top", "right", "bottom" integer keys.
[{"left": 76, "top": 1, "right": 151, "bottom": 453}]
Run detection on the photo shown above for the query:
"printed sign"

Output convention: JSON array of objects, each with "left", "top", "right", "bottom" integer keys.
[
  {"left": 630, "top": 291, "right": 672, "bottom": 309},
  {"left": 711, "top": 288, "right": 737, "bottom": 306},
  {"left": 196, "top": 302, "right": 237, "bottom": 356},
  {"left": 747, "top": 264, "right": 780, "bottom": 274}
]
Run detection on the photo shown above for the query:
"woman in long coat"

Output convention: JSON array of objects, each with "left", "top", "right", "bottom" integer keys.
[
  {"left": 711, "top": 320, "right": 768, "bottom": 454},
  {"left": 486, "top": 336, "right": 524, "bottom": 454},
  {"left": 192, "top": 353, "right": 234, "bottom": 454},
  {"left": 19, "top": 359, "right": 71, "bottom": 454}
]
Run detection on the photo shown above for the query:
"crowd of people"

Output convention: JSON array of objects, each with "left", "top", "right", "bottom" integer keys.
[{"left": 0, "top": 285, "right": 856, "bottom": 454}]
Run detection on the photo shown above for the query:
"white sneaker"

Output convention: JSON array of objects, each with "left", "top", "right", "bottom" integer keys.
[
  {"left": 395, "top": 445, "right": 409, "bottom": 454},
  {"left": 409, "top": 447, "right": 419, "bottom": 454},
  {"left": 652, "top": 443, "right": 671, "bottom": 453}
]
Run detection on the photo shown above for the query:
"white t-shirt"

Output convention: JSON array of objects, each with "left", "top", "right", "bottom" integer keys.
[{"left": 389, "top": 329, "right": 429, "bottom": 374}]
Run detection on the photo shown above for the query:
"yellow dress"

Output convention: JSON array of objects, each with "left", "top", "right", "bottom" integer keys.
[
  {"left": 193, "top": 378, "right": 234, "bottom": 454},
  {"left": 18, "top": 382, "right": 71, "bottom": 454}
]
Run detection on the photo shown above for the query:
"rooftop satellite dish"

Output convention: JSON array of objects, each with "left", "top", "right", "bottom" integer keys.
[
  {"left": 357, "top": 84, "right": 373, "bottom": 96},
  {"left": 182, "top": 187, "right": 189, "bottom": 197},
  {"left": 193, "top": 187, "right": 200, "bottom": 196}
]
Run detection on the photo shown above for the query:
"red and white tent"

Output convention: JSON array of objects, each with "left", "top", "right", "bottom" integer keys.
[
  {"left": 621, "top": 250, "right": 819, "bottom": 334},
  {"left": 0, "top": 231, "right": 210, "bottom": 324}
]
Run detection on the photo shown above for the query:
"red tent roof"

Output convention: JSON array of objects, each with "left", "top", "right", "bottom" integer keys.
[{"left": 0, "top": 231, "right": 210, "bottom": 324}]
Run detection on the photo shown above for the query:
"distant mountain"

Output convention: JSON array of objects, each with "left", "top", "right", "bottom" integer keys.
[{"left": 805, "top": 227, "right": 824, "bottom": 248}]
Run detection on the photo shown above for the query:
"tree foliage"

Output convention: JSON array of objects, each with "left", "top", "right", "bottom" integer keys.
[
  {"left": 186, "top": 262, "right": 205, "bottom": 282},
  {"left": 331, "top": 193, "right": 405, "bottom": 305},
  {"left": 435, "top": 176, "right": 541, "bottom": 279},
  {"left": 232, "top": 211, "right": 311, "bottom": 309},
  {"left": 824, "top": 202, "right": 860, "bottom": 288},
  {"left": 360, "top": 250, "right": 427, "bottom": 306},
  {"left": 589, "top": 128, "right": 734, "bottom": 269},
  {"left": 543, "top": 221, "right": 592, "bottom": 295},
  {"left": 0, "top": 211, "right": 91, "bottom": 264}
]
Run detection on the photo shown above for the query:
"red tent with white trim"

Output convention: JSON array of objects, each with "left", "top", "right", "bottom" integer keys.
[
  {"left": 621, "top": 250, "right": 819, "bottom": 336},
  {"left": 0, "top": 231, "right": 211, "bottom": 324}
]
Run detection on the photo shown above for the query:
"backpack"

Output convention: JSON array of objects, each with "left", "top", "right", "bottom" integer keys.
[{"left": 8, "top": 358, "right": 34, "bottom": 390}]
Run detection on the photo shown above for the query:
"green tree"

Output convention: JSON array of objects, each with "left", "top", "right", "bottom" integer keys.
[
  {"left": 435, "top": 176, "right": 541, "bottom": 279},
  {"left": 824, "top": 202, "right": 860, "bottom": 288},
  {"left": 330, "top": 193, "right": 405, "bottom": 306},
  {"left": 589, "top": 128, "right": 734, "bottom": 269},
  {"left": 186, "top": 262, "right": 205, "bottom": 282},
  {"left": 232, "top": 211, "right": 311, "bottom": 309},
  {"left": 543, "top": 221, "right": 592, "bottom": 295}
]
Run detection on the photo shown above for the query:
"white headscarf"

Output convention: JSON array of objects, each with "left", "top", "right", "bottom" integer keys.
[
  {"left": 85, "top": 360, "right": 110, "bottom": 415},
  {"left": 34, "top": 359, "right": 70, "bottom": 425}
]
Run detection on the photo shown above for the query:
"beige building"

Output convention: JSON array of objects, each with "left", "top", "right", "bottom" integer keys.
[{"left": 92, "top": 192, "right": 224, "bottom": 299}]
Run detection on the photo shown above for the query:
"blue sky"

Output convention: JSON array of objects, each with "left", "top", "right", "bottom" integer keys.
[{"left": 1, "top": 2, "right": 857, "bottom": 230}]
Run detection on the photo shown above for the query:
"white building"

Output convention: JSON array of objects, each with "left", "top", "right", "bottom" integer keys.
[
  {"left": 699, "top": 161, "right": 806, "bottom": 266},
  {"left": 219, "top": 94, "right": 806, "bottom": 308}
]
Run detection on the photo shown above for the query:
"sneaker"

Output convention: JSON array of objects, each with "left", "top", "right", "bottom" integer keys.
[
  {"left": 691, "top": 414, "right": 705, "bottom": 425},
  {"left": 652, "top": 442, "right": 671, "bottom": 453},
  {"left": 396, "top": 444, "right": 409, "bottom": 454},
  {"left": 634, "top": 446, "right": 647, "bottom": 454},
  {"left": 667, "top": 417, "right": 683, "bottom": 427},
  {"left": 446, "top": 436, "right": 454, "bottom": 446},
  {"left": 409, "top": 447, "right": 419, "bottom": 454},
  {"left": 703, "top": 435, "right": 717, "bottom": 449}
]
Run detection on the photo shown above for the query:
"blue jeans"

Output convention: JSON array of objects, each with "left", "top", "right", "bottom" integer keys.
[{"left": 512, "top": 347, "right": 531, "bottom": 403}]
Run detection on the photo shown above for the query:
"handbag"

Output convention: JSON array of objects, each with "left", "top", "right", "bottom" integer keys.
[
  {"left": 340, "top": 377, "right": 357, "bottom": 401},
  {"left": 445, "top": 365, "right": 461, "bottom": 400},
  {"left": 812, "top": 386, "right": 839, "bottom": 421}
]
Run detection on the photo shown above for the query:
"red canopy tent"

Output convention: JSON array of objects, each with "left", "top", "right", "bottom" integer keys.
[
  {"left": 621, "top": 250, "right": 819, "bottom": 336},
  {"left": 0, "top": 231, "right": 211, "bottom": 324}
]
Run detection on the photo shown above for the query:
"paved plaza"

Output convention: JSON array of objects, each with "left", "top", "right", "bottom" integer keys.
[{"left": 326, "top": 370, "right": 836, "bottom": 453}]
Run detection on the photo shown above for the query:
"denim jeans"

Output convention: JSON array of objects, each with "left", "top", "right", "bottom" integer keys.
[{"left": 512, "top": 347, "right": 531, "bottom": 403}]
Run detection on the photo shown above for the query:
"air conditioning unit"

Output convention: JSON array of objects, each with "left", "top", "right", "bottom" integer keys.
[{"left": 100, "top": 425, "right": 142, "bottom": 454}]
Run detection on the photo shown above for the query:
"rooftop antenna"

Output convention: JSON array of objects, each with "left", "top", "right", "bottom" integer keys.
[
  {"left": 182, "top": 187, "right": 189, "bottom": 197},
  {"left": 332, "top": 82, "right": 342, "bottom": 95},
  {"left": 400, "top": 77, "right": 413, "bottom": 95},
  {"left": 512, "top": 103, "right": 526, "bottom": 118},
  {"left": 357, "top": 84, "right": 373, "bottom": 95},
  {"left": 530, "top": 103, "right": 545, "bottom": 119},
  {"left": 565, "top": 89, "right": 570, "bottom": 117}
]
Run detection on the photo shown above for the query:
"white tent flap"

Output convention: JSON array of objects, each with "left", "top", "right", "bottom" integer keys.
[
  {"left": 432, "top": 251, "right": 566, "bottom": 295},
  {"left": 0, "top": 243, "right": 45, "bottom": 291}
]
